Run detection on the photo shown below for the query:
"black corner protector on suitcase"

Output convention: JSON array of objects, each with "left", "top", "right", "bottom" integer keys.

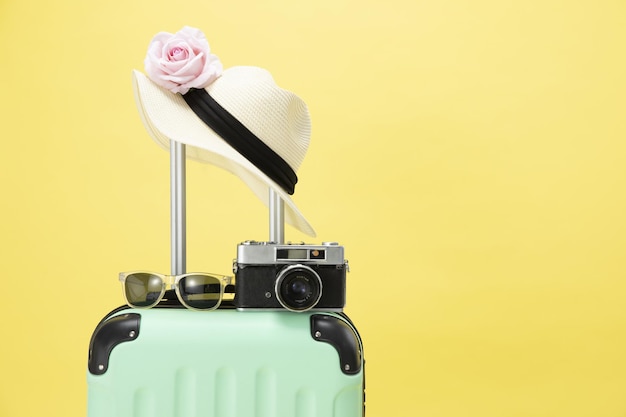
[
  {"left": 88, "top": 313, "right": 141, "bottom": 376},
  {"left": 310, "top": 314, "right": 362, "bottom": 375}
]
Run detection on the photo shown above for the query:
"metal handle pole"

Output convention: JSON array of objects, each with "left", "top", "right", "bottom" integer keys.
[
  {"left": 170, "top": 141, "right": 186, "bottom": 275},
  {"left": 269, "top": 188, "right": 284, "bottom": 244}
]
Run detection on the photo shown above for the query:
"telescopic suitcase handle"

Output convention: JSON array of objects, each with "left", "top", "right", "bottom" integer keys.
[
  {"left": 170, "top": 141, "right": 186, "bottom": 275},
  {"left": 269, "top": 188, "right": 285, "bottom": 244},
  {"left": 169, "top": 140, "right": 286, "bottom": 275}
]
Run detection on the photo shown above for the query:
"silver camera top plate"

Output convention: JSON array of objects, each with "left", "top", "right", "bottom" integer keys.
[{"left": 236, "top": 241, "right": 345, "bottom": 265}]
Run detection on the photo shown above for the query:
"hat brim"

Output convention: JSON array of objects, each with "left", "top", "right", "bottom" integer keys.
[{"left": 132, "top": 70, "right": 316, "bottom": 237}]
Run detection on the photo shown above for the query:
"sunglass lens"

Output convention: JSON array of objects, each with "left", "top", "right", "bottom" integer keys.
[
  {"left": 124, "top": 273, "right": 163, "bottom": 307},
  {"left": 178, "top": 275, "right": 221, "bottom": 310}
]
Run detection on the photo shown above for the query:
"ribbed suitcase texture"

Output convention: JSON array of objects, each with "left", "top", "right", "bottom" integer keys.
[{"left": 87, "top": 308, "right": 364, "bottom": 417}]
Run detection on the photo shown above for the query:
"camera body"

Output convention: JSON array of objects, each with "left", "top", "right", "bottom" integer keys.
[{"left": 233, "top": 241, "right": 348, "bottom": 312}]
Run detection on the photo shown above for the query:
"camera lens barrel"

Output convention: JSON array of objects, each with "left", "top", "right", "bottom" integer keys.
[{"left": 274, "top": 264, "right": 323, "bottom": 312}]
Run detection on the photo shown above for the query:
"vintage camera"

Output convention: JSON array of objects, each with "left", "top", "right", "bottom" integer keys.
[{"left": 233, "top": 241, "right": 348, "bottom": 312}]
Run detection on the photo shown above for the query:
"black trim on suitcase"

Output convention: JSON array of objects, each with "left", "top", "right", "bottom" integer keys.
[
  {"left": 88, "top": 313, "right": 141, "bottom": 376},
  {"left": 311, "top": 314, "right": 362, "bottom": 375}
]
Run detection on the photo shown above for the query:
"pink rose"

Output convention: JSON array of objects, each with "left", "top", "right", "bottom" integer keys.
[{"left": 144, "top": 26, "right": 222, "bottom": 94}]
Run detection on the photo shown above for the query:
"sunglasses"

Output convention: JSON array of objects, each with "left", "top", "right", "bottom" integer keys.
[{"left": 119, "top": 271, "right": 233, "bottom": 311}]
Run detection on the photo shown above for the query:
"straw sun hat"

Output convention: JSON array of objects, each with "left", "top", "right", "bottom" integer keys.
[{"left": 131, "top": 26, "right": 315, "bottom": 237}]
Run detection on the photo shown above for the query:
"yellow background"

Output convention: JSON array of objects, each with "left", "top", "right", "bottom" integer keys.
[{"left": 1, "top": 0, "right": 625, "bottom": 416}]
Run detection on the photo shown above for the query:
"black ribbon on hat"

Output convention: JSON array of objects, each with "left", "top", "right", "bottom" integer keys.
[{"left": 182, "top": 88, "right": 298, "bottom": 195}]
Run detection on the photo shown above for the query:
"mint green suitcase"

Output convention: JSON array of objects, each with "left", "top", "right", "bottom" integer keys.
[
  {"left": 87, "top": 307, "right": 364, "bottom": 417},
  {"left": 87, "top": 142, "right": 364, "bottom": 416}
]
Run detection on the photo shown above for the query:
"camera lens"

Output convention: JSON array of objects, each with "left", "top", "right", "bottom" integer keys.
[{"left": 275, "top": 265, "right": 322, "bottom": 312}]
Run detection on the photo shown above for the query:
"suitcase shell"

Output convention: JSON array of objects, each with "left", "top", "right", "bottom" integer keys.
[{"left": 87, "top": 307, "right": 364, "bottom": 417}]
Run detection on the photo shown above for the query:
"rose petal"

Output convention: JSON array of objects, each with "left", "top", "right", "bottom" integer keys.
[
  {"left": 189, "top": 54, "right": 222, "bottom": 88},
  {"left": 179, "top": 26, "right": 206, "bottom": 43},
  {"left": 168, "top": 46, "right": 188, "bottom": 61}
]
